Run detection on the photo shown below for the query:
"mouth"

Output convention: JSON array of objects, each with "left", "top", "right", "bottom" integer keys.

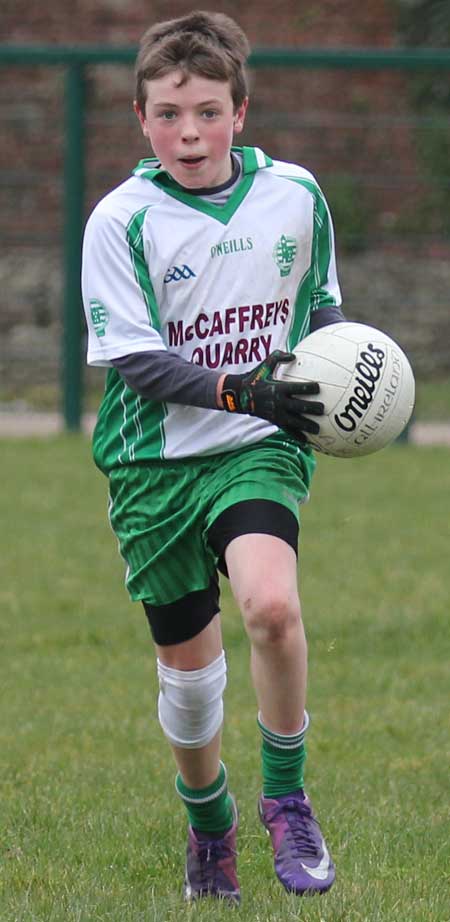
[{"left": 178, "top": 156, "right": 206, "bottom": 167}]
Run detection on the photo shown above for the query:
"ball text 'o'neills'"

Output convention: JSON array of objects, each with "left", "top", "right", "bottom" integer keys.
[{"left": 334, "top": 343, "right": 386, "bottom": 432}]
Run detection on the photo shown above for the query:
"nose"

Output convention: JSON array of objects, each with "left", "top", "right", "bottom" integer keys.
[{"left": 180, "top": 114, "right": 200, "bottom": 142}]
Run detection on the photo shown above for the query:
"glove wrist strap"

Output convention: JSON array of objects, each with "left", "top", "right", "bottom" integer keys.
[{"left": 221, "top": 375, "right": 243, "bottom": 413}]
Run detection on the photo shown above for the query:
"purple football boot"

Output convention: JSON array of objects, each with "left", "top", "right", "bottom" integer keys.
[
  {"left": 259, "top": 790, "right": 335, "bottom": 895},
  {"left": 183, "top": 796, "right": 240, "bottom": 904}
]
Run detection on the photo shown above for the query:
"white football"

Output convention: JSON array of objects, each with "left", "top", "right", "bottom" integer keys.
[{"left": 275, "top": 322, "right": 415, "bottom": 458}]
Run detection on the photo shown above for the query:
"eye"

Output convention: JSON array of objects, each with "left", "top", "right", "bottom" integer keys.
[
  {"left": 159, "top": 110, "right": 177, "bottom": 121},
  {"left": 202, "top": 109, "right": 219, "bottom": 119}
]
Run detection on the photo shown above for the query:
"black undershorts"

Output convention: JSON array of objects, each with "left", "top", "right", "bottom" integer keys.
[{"left": 142, "top": 499, "right": 298, "bottom": 646}]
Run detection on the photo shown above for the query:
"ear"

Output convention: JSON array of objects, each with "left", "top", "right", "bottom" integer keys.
[
  {"left": 134, "top": 100, "right": 150, "bottom": 138},
  {"left": 233, "top": 97, "right": 249, "bottom": 135}
]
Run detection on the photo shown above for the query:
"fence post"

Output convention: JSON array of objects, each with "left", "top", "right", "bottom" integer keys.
[{"left": 62, "top": 62, "right": 85, "bottom": 431}]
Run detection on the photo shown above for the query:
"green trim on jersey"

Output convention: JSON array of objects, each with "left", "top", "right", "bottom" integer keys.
[
  {"left": 150, "top": 172, "right": 256, "bottom": 225},
  {"left": 92, "top": 370, "right": 168, "bottom": 472},
  {"left": 131, "top": 146, "right": 273, "bottom": 225},
  {"left": 288, "top": 267, "right": 314, "bottom": 351},
  {"left": 240, "top": 145, "right": 273, "bottom": 171},
  {"left": 93, "top": 198, "right": 169, "bottom": 470},
  {"left": 285, "top": 176, "right": 338, "bottom": 350},
  {"left": 89, "top": 206, "right": 168, "bottom": 469},
  {"left": 126, "top": 207, "right": 161, "bottom": 330}
]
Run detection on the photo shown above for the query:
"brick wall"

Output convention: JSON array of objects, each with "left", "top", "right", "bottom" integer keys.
[
  {"left": 1, "top": 1, "right": 413, "bottom": 242},
  {"left": 1, "top": 1, "right": 449, "bottom": 399},
  {"left": 1, "top": 0, "right": 396, "bottom": 47}
]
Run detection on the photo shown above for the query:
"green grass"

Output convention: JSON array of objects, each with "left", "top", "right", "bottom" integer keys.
[
  {"left": 1, "top": 438, "right": 449, "bottom": 921},
  {"left": 413, "top": 377, "right": 450, "bottom": 421}
]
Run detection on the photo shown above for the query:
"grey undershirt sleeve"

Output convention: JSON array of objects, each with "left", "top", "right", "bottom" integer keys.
[
  {"left": 111, "top": 350, "right": 222, "bottom": 409},
  {"left": 310, "top": 305, "right": 346, "bottom": 331}
]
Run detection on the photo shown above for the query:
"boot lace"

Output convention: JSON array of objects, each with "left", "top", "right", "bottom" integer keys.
[
  {"left": 196, "top": 838, "right": 237, "bottom": 890},
  {"left": 269, "top": 799, "right": 319, "bottom": 858}
]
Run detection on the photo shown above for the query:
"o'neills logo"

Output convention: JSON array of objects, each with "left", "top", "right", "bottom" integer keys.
[{"left": 334, "top": 343, "right": 386, "bottom": 432}]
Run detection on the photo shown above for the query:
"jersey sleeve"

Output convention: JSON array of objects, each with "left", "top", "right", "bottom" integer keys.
[
  {"left": 81, "top": 206, "right": 165, "bottom": 366},
  {"left": 310, "top": 187, "right": 342, "bottom": 317}
]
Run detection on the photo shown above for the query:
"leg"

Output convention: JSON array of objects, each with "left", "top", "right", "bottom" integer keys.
[
  {"left": 109, "top": 457, "right": 242, "bottom": 901},
  {"left": 153, "top": 613, "right": 240, "bottom": 903},
  {"left": 225, "top": 531, "right": 335, "bottom": 896},
  {"left": 143, "top": 578, "right": 226, "bottom": 792},
  {"left": 225, "top": 533, "right": 306, "bottom": 734},
  {"left": 155, "top": 614, "right": 223, "bottom": 789}
]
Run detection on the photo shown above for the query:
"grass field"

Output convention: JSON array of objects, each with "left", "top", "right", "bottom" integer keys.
[{"left": 1, "top": 437, "right": 449, "bottom": 922}]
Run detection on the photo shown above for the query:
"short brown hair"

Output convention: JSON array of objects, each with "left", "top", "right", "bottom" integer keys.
[{"left": 135, "top": 10, "right": 250, "bottom": 114}]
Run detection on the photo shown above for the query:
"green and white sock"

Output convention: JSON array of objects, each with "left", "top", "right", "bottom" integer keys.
[
  {"left": 258, "top": 710, "right": 310, "bottom": 798},
  {"left": 175, "top": 761, "right": 234, "bottom": 835}
]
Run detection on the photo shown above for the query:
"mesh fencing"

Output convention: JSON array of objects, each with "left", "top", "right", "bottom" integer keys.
[{"left": 1, "top": 60, "right": 449, "bottom": 414}]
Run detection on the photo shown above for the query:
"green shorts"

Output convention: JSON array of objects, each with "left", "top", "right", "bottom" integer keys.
[{"left": 108, "top": 432, "right": 316, "bottom": 607}]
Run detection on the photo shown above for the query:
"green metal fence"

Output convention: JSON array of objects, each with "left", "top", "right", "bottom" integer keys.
[{"left": 1, "top": 45, "right": 449, "bottom": 430}]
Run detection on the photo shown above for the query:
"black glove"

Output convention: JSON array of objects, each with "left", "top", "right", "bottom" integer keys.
[{"left": 221, "top": 351, "right": 324, "bottom": 443}]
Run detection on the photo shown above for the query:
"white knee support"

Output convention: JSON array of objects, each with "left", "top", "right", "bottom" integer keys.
[{"left": 157, "top": 651, "right": 227, "bottom": 749}]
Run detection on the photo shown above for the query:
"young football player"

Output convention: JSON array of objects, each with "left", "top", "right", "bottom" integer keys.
[{"left": 82, "top": 9, "right": 345, "bottom": 904}]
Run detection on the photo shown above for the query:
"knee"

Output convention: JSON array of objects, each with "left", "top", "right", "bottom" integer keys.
[
  {"left": 241, "top": 590, "right": 301, "bottom": 646},
  {"left": 157, "top": 651, "right": 227, "bottom": 749}
]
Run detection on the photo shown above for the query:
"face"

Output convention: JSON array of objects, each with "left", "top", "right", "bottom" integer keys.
[{"left": 135, "top": 71, "right": 248, "bottom": 189}]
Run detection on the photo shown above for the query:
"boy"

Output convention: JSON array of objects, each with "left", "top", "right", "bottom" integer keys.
[{"left": 82, "top": 10, "right": 345, "bottom": 905}]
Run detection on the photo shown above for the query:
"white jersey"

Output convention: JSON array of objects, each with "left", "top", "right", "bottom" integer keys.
[{"left": 82, "top": 146, "right": 341, "bottom": 469}]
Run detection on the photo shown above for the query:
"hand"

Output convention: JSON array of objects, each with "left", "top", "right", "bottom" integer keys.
[{"left": 221, "top": 351, "right": 324, "bottom": 443}]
